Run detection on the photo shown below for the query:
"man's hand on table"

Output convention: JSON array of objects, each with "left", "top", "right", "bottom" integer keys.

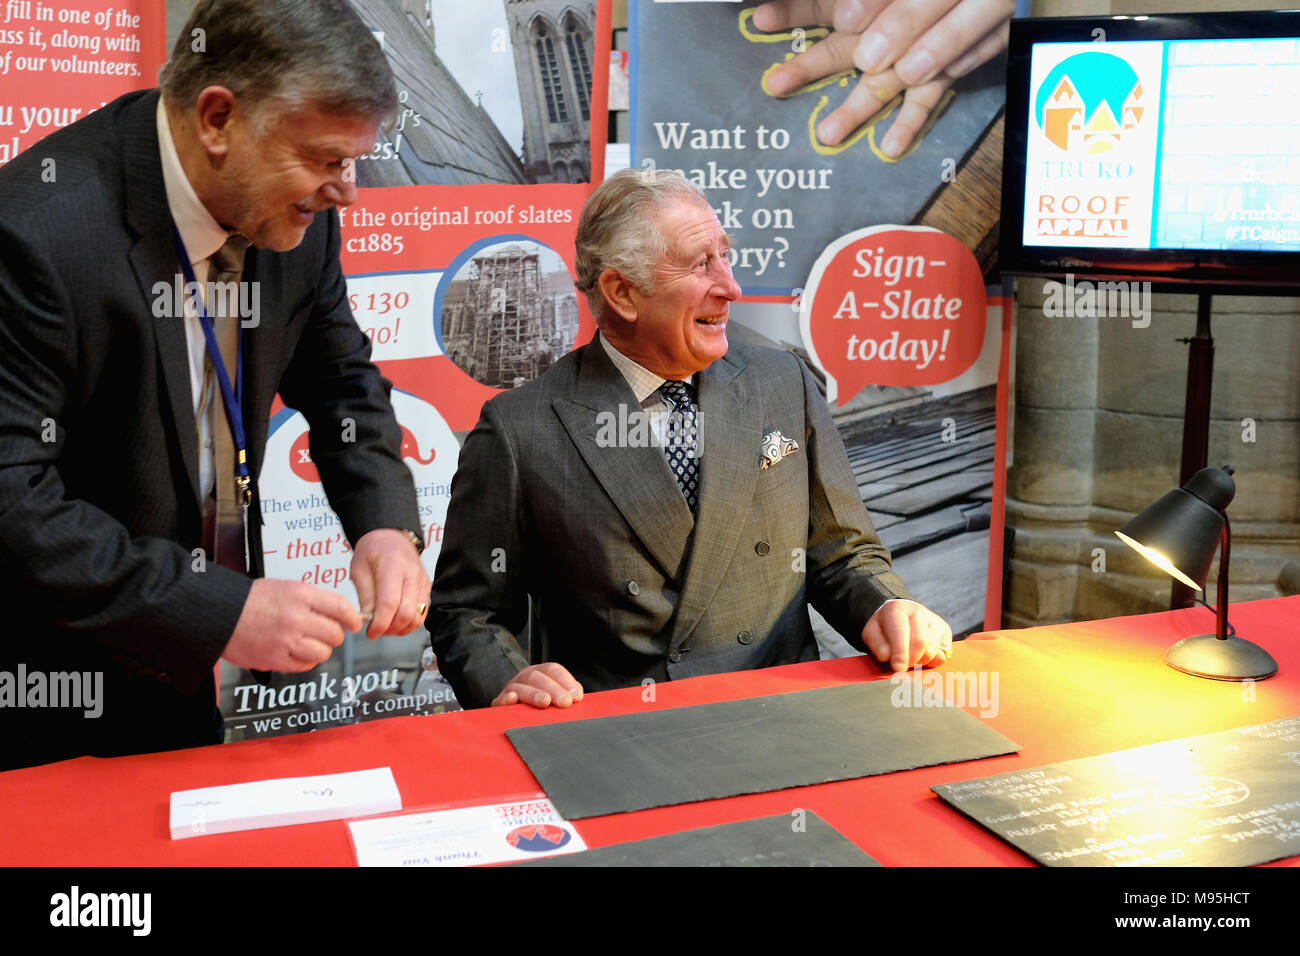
[
  {"left": 489, "top": 603, "right": 952, "bottom": 705},
  {"left": 861, "top": 599, "right": 953, "bottom": 671},
  {"left": 351, "top": 528, "right": 432, "bottom": 638},
  {"left": 494, "top": 662, "right": 586, "bottom": 709},
  {"left": 223, "top": 579, "right": 361, "bottom": 672}
]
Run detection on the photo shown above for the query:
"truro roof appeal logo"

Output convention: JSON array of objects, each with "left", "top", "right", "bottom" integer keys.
[
  {"left": 505, "top": 824, "right": 572, "bottom": 852},
  {"left": 1035, "top": 52, "right": 1144, "bottom": 155}
]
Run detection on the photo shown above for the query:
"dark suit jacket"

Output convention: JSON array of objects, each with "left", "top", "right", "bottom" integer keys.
[
  {"left": 0, "top": 90, "right": 420, "bottom": 769},
  {"left": 430, "top": 337, "right": 913, "bottom": 708}
]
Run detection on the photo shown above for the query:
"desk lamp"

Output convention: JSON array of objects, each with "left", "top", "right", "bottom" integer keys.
[{"left": 1115, "top": 465, "right": 1278, "bottom": 681}]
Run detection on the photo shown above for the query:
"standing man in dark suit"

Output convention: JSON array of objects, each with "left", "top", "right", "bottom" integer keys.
[
  {"left": 430, "top": 168, "right": 952, "bottom": 710},
  {"left": 0, "top": 0, "right": 429, "bottom": 770}
]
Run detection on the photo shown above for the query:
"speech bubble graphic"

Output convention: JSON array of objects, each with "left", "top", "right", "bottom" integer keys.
[
  {"left": 799, "top": 226, "right": 986, "bottom": 405},
  {"left": 288, "top": 429, "right": 321, "bottom": 483}
]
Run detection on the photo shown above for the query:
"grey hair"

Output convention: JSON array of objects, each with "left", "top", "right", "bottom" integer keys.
[
  {"left": 574, "top": 167, "right": 710, "bottom": 319},
  {"left": 159, "top": 0, "right": 397, "bottom": 131}
]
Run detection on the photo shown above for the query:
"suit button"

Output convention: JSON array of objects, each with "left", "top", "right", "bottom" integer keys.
[
  {"left": 627, "top": 580, "right": 640, "bottom": 596},
  {"left": 737, "top": 630, "right": 754, "bottom": 645},
  {"left": 755, "top": 540, "right": 771, "bottom": 556},
  {"left": 668, "top": 650, "right": 681, "bottom": 663}
]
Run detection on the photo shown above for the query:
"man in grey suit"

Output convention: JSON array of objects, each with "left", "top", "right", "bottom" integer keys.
[
  {"left": 430, "top": 168, "right": 952, "bottom": 710},
  {"left": 0, "top": 0, "right": 428, "bottom": 769}
]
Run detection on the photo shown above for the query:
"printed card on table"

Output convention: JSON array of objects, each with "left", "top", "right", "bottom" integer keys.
[{"left": 348, "top": 796, "right": 585, "bottom": 867}]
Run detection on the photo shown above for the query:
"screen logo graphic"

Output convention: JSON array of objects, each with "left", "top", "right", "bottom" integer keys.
[{"left": 1035, "top": 52, "right": 1144, "bottom": 155}]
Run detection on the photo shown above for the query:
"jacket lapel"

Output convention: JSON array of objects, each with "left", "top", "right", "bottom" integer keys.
[
  {"left": 669, "top": 350, "right": 761, "bottom": 648},
  {"left": 123, "top": 91, "right": 202, "bottom": 507},
  {"left": 551, "top": 341, "right": 695, "bottom": 580}
]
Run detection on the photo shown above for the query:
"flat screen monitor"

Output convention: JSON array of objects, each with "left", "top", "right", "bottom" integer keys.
[{"left": 1001, "top": 10, "right": 1300, "bottom": 289}]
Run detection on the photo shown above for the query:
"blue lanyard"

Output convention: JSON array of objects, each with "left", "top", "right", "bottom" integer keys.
[{"left": 172, "top": 225, "right": 253, "bottom": 509}]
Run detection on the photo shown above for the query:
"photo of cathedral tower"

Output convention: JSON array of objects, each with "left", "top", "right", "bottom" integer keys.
[
  {"left": 505, "top": 0, "right": 597, "bottom": 183},
  {"left": 348, "top": 0, "right": 596, "bottom": 186}
]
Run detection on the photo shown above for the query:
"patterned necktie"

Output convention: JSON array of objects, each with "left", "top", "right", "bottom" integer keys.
[
  {"left": 659, "top": 380, "right": 699, "bottom": 512},
  {"left": 202, "top": 235, "right": 250, "bottom": 570}
]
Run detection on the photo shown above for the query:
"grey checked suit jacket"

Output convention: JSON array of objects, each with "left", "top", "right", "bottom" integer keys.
[
  {"left": 0, "top": 90, "right": 420, "bottom": 769},
  {"left": 430, "top": 337, "right": 913, "bottom": 708}
]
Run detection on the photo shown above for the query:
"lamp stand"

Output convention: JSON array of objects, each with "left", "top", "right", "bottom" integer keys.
[
  {"left": 1165, "top": 635, "right": 1279, "bottom": 680},
  {"left": 1164, "top": 518, "right": 1278, "bottom": 681}
]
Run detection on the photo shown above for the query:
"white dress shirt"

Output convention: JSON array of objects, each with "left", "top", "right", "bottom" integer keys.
[
  {"left": 156, "top": 97, "right": 236, "bottom": 501},
  {"left": 597, "top": 331, "right": 694, "bottom": 448}
]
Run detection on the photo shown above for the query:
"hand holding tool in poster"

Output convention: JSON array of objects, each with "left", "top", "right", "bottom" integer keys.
[
  {"left": 799, "top": 225, "right": 985, "bottom": 404},
  {"left": 634, "top": 2, "right": 1006, "bottom": 293}
]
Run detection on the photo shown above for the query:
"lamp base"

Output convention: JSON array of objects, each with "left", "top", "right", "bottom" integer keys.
[{"left": 1165, "top": 633, "right": 1278, "bottom": 681}]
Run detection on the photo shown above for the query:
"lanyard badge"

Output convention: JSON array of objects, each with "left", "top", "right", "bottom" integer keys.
[{"left": 173, "top": 225, "right": 254, "bottom": 572}]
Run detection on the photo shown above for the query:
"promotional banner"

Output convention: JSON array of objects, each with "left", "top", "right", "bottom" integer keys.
[
  {"left": 219, "top": 0, "right": 611, "bottom": 741},
  {"left": 631, "top": 1, "right": 1006, "bottom": 295},
  {"left": 800, "top": 226, "right": 988, "bottom": 403},
  {"left": 0, "top": 0, "right": 164, "bottom": 166},
  {"left": 633, "top": 0, "right": 1012, "bottom": 639},
  {"left": 798, "top": 226, "right": 1012, "bottom": 637}
]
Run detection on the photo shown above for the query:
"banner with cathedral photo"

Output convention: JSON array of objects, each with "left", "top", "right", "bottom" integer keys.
[
  {"left": 630, "top": 0, "right": 1013, "bottom": 640},
  {"left": 221, "top": 0, "right": 612, "bottom": 742}
]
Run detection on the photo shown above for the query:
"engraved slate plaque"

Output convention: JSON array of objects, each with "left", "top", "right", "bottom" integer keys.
[{"left": 934, "top": 716, "right": 1300, "bottom": 866}]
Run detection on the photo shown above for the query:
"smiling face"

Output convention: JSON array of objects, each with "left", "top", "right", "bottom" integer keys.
[
  {"left": 606, "top": 198, "right": 742, "bottom": 379},
  {"left": 207, "top": 101, "right": 376, "bottom": 251}
]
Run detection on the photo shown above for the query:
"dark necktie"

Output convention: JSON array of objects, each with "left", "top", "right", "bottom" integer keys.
[
  {"left": 202, "top": 235, "right": 249, "bottom": 570},
  {"left": 658, "top": 380, "right": 699, "bottom": 512}
]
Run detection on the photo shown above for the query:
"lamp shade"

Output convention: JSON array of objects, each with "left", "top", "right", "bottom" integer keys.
[
  {"left": 1114, "top": 467, "right": 1235, "bottom": 590},
  {"left": 1113, "top": 467, "right": 1275, "bottom": 681}
]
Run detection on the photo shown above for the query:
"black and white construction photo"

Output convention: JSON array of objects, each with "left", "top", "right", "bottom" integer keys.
[{"left": 440, "top": 240, "right": 580, "bottom": 389}]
